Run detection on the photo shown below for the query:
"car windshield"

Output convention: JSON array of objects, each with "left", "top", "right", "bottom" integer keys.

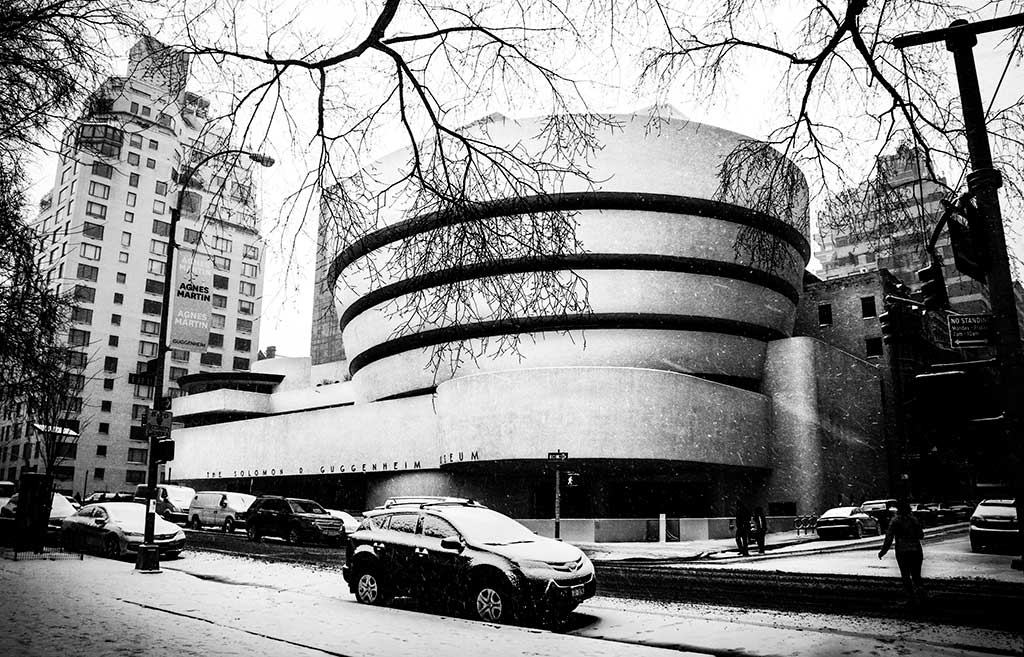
[
  {"left": 288, "top": 499, "right": 326, "bottom": 514},
  {"left": 50, "top": 494, "right": 76, "bottom": 516},
  {"left": 102, "top": 503, "right": 146, "bottom": 525},
  {"left": 227, "top": 493, "right": 255, "bottom": 510},
  {"left": 860, "top": 501, "right": 891, "bottom": 510},
  {"left": 820, "top": 507, "right": 856, "bottom": 518},
  {"left": 443, "top": 508, "right": 537, "bottom": 544}
]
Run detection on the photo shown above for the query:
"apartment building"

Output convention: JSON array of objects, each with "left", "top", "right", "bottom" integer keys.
[
  {"left": 0, "top": 38, "right": 266, "bottom": 496},
  {"left": 815, "top": 143, "right": 990, "bottom": 315}
]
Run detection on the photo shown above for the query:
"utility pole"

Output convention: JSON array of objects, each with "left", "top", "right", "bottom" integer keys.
[{"left": 895, "top": 13, "right": 1024, "bottom": 570}]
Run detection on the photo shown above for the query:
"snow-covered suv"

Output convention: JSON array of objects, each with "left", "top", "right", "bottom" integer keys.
[{"left": 342, "top": 500, "right": 596, "bottom": 624}]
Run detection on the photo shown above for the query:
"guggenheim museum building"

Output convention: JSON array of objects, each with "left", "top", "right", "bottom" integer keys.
[{"left": 169, "top": 108, "right": 887, "bottom": 532}]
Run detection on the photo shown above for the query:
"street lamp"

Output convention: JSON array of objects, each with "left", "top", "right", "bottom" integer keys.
[{"left": 135, "top": 148, "right": 274, "bottom": 572}]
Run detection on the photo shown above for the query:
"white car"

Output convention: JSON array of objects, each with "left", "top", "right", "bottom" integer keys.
[
  {"left": 326, "top": 509, "right": 361, "bottom": 535},
  {"left": 62, "top": 502, "right": 186, "bottom": 559}
]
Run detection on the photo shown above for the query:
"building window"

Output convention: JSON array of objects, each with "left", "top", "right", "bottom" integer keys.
[
  {"left": 171, "top": 349, "right": 190, "bottom": 362},
  {"left": 238, "top": 281, "right": 256, "bottom": 297},
  {"left": 129, "top": 133, "right": 142, "bottom": 147},
  {"left": 238, "top": 300, "right": 254, "bottom": 315},
  {"left": 133, "top": 383, "right": 153, "bottom": 400},
  {"left": 108, "top": 335, "right": 119, "bottom": 347},
  {"left": 182, "top": 228, "right": 201, "bottom": 244},
  {"left": 127, "top": 152, "right": 140, "bottom": 166},
  {"left": 131, "top": 404, "right": 148, "bottom": 420},
  {"left": 116, "top": 272, "right": 127, "bottom": 284},
  {"left": 241, "top": 262, "right": 258, "bottom": 278},
  {"left": 200, "top": 352, "right": 222, "bottom": 367},
  {"left": 243, "top": 245, "right": 260, "bottom": 260},
  {"left": 148, "top": 139, "right": 159, "bottom": 150},
  {"left": 126, "top": 192, "right": 137, "bottom": 207},
  {"left": 208, "top": 333, "right": 224, "bottom": 348},
  {"left": 76, "top": 123, "right": 123, "bottom": 157},
  {"left": 85, "top": 201, "right": 107, "bottom": 219},
  {"left": 79, "top": 243, "right": 102, "bottom": 261},
  {"left": 113, "top": 293, "right": 124, "bottom": 305},
  {"left": 155, "top": 181, "right": 167, "bottom": 196},
  {"left": 92, "top": 162, "right": 113, "bottom": 179},
  {"left": 77, "top": 264, "right": 99, "bottom": 281},
  {"left": 860, "top": 296, "right": 877, "bottom": 319},
  {"left": 212, "top": 236, "right": 232, "bottom": 252},
  {"left": 146, "top": 158, "right": 156, "bottom": 169},
  {"left": 98, "top": 423, "right": 110, "bottom": 435},
  {"left": 212, "top": 275, "right": 228, "bottom": 290},
  {"left": 118, "top": 249, "right": 129, "bottom": 262},
  {"left": 101, "top": 400, "right": 112, "bottom": 412},
  {"left": 125, "top": 470, "right": 146, "bottom": 484},
  {"left": 111, "top": 313, "right": 121, "bottom": 325},
  {"left": 138, "top": 341, "right": 158, "bottom": 357},
  {"left": 233, "top": 357, "right": 250, "bottom": 371},
  {"left": 103, "top": 378, "right": 114, "bottom": 390},
  {"left": 153, "top": 200, "right": 165, "bottom": 215},
  {"left": 140, "top": 319, "right": 160, "bottom": 335},
  {"left": 236, "top": 318, "right": 252, "bottom": 334},
  {"left": 234, "top": 337, "right": 252, "bottom": 352},
  {"left": 94, "top": 467, "right": 105, "bottom": 480},
  {"left": 169, "top": 367, "right": 188, "bottom": 381},
  {"left": 83, "top": 222, "right": 105, "bottom": 240},
  {"left": 141, "top": 105, "right": 151, "bottom": 117},
  {"left": 68, "top": 328, "right": 90, "bottom": 346},
  {"left": 148, "top": 259, "right": 165, "bottom": 276},
  {"left": 211, "top": 314, "right": 225, "bottom": 329},
  {"left": 152, "top": 220, "right": 170, "bottom": 237},
  {"left": 129, "top": 172, "right": 139, "bottom": 188},
  {"left": 211, "top": 255, "right": 231, "bottom": 271},
  {"left": 142, "top": 299, "right": 162, "bottom": 316},
  {"left": 212, "top": 294, "right": 227, "bottom": 309},
  {"left": 103, "top": 356, "right": 118, "bottom": 372},
  {"left": 817, "top": 303, "right": 833, "bottom": 326},
  {"left": 865, "top": 336, "right": 884, "bottom": 358},
  {"left": 150, "top": 239, "right": 167, "bottom": 256},
  {"left": 88, "top": 181, "right": 110, "bottom": 199},
  {"left": 71, "top": 307, "right": 93, "bottom": 324},
  {"left": 124, "top": 211, "right": 134, "bottom": 223},
  {"left": 74, "top": 285, "right": 96, "bottom": 303},
  {"left": 121, "top": 232, "right": 132, "bottom": 247}
]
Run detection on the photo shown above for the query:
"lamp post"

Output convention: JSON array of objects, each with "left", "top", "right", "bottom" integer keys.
[{"left": 135, "top": 148, "right": 274, "bottom": 572}]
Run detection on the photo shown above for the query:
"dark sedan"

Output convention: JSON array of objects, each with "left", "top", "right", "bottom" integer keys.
[{"left": 814, "top": 506, "right": 881, "bottom": 539}]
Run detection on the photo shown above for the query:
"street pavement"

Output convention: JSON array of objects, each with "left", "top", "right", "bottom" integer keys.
[{"left": 1, "top": 524, "right": 1020, "bottom": 657}]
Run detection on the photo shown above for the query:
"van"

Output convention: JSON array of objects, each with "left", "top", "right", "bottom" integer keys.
[
  {"left": 188, "top": 491, "right": 256, "bottom": 533},
  {"left": 134, "top": 484, "right": 196, "bottom": 524}
]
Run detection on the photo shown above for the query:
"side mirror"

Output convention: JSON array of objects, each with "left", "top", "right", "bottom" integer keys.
[
  {"left": 440, "top": 535, "right": 463, "bottom": 551},
  {"left": 220, "top": 500, "right": 228, "bottom": 508}
]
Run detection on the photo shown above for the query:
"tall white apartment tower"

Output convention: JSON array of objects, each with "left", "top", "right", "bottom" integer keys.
[{"left": 1, "top": 38, "right": 267, "bottom": 496}]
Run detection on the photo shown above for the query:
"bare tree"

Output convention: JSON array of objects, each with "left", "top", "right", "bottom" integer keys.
[{"left": 638, "top": 1, "right": 1024, "bottom": 267}]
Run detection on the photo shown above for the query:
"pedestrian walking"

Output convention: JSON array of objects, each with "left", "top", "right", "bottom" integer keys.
[
  {"left": 734, "top": 499, "right": 751, "bottom": 556},
  {"left": 752, "top": 505, "right": 768, "bottom": 554},
  {"left": 878, "top": 500, "right": 926, "bottom": 605}
]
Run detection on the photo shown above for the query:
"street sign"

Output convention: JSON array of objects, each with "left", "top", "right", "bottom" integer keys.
[
  {"left": 948, "top": 313, "right": 992, "bottom": 349},
  {"left": 145, "top": 409, "right": 173, "bottom": 429},
  {"left": 565, "top": 471, "right": 580, "bottom": 487},
  {"left": 547, "top": 451, "right": 568, "bottom": 461},
  {"left": 147, "top": 425, "right": 171, "bottom": 439}
]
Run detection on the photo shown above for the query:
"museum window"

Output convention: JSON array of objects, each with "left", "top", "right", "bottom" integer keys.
[
  {"left": 860, "top": 296, "right": 877, "bottom": 319},
  {"left": 817, "top": 303, "right": 832, "bottom": 327}
]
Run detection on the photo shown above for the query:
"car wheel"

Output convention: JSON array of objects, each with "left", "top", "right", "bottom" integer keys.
[
  {"left": 103, "top": 536, "right": 122, "bottom": 559},
  {"left": 286, "top": 527, "right": 302, "bottom": 545},
  {"left": 469, "top": 579, "right": 516, "bottom": 624},
  {"left": 247, "top": 525, "right": 261, "bottom": 542},
  {"left": 852, "top": 523, "right": 863, "bottom": 539},
  {"left": 190, "top": 516, "right": 202, "bottom": 530},
  {"left": 223, "top": 518, "right": 235, "bottom": 534},
  {"left": 354, "top": 567, "right": 388, "bottom": 605}
]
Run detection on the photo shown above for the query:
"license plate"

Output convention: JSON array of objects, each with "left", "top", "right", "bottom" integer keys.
[{"left": 569, "top": 585, "right": 585, "bottom": 600}]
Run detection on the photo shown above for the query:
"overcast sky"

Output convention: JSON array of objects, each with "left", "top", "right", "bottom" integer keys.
[{"left": 23, "top": 5, "right": 1024, "bottom": 358}]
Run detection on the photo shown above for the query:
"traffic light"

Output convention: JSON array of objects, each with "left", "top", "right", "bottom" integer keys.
[
  {"left": 154, "top": 439, "right": 175, "bottom": 464},
  {"left": 945, "top": 197, "right": 989, "bottom": 283},
  {"left": 917, "top": 258, "right": 949, "bottom": 310}
]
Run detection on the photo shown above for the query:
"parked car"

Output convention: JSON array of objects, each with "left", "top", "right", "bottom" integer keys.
[
  {"left": 82, "top": 491, "right": 134, "bottom": 505},
  {"left": 134, "top": 484, "right": 196, "bottom": 524},
  {"left": 326, "top": 509, "right": 362, "bottom": 536},
  {"left": 245, "top": 496, "right": 343, "bottom": 545},
  {"left": 859, "top": 499, "right": 898, "bottom": 531},
  {"left": 814, "top": 506, "right": 881, "bottom": 539},
  {"left": 188, "top": 491, "right": 256, "bottom": 533},
  {"left": 935, "top": 501, "right": 973, "bottom": 523},
  {"left": 342, "top": 499, "right": 597, "bottom": 624},
  {"left": 64, "top": 495, "right": 81, "bottom": 510},
  {"left": 969, "top": 499, "right": 1020, "bottom": 553},
  {"left": 61, "top": 502, "right": 185, "bottom": 559},
  {"left": 1, "top": 492, "right": 78, "bottom": 538},
  {"left": 908, "top": 503, "right": 938, "bottom": 527}
]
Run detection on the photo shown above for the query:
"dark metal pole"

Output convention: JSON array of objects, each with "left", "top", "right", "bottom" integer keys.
[
  {"left": 943, "top": 20, "right": 1024, "bottom": 570},
  {"left": 554, "top": 465, "right": 561, "bottom": 540}
]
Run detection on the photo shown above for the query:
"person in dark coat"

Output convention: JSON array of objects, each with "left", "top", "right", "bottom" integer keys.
[
  {"left": 734, "top": 499, "right": 751, "bottom": 556},
  {"left": 752, "top": 505, "right": 768, "bottom": 554},
  {"left": 878, "top": 500, "right": 925, "bottom": 603}
]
